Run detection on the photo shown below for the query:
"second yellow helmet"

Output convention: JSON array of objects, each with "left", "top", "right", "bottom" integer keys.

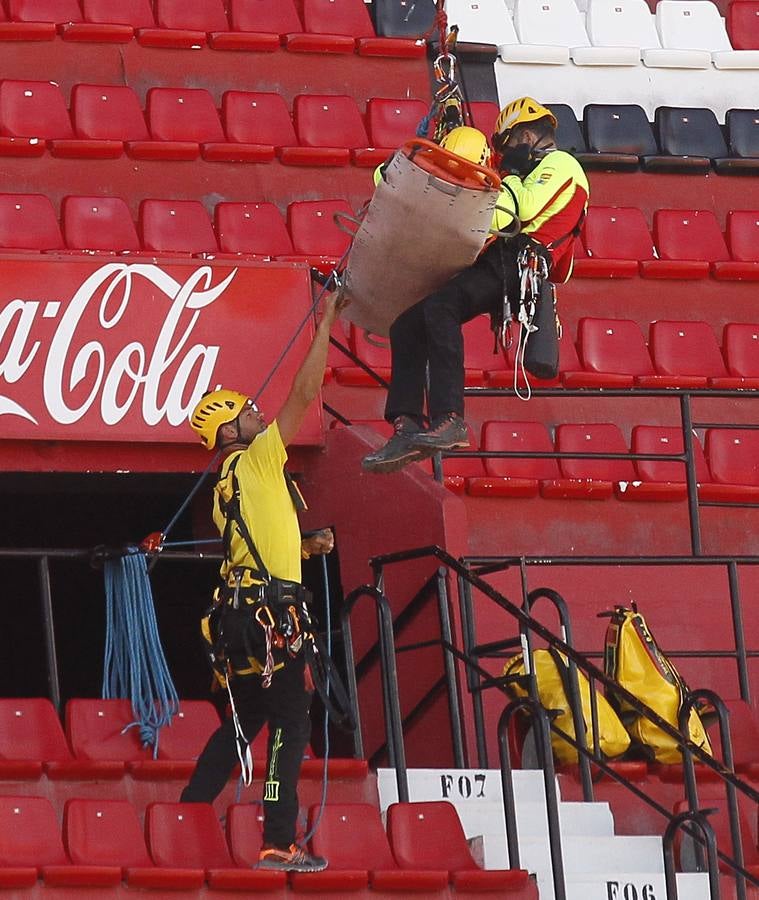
[
  {"left": 493, "top": 97, "right": 557, "bottom": 147},
  {"left": 439, "top": 126, "right": 492, "bottom": 168}
]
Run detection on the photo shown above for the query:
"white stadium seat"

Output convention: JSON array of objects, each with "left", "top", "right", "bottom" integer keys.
[
  {"left": 444, "top": 0, "right": 519, "bottom": 47},
  {"left": 510, "top": 0, "right": 640, "bottom": 65},
  {"left": 585, "top": 0, "right": 661, "bottom": 55},
  {"left": 655, "top": 0, "right": 759, "bottom": 68}
]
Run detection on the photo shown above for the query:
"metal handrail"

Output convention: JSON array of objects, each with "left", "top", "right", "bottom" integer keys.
[
  {"left": 364, "top": 543, "right": 759, "bottom": 893},
  {"left": 663, "top": 810, "right": 721, "bottom": 900}
]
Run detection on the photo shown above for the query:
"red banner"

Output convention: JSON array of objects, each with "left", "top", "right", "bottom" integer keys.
[{"left": 0, "top": 258, "right": 322, "bottom": 446}]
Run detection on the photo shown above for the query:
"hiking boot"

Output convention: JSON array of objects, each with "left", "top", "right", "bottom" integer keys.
[
  {"left": 361, "top": 416, "right": 429, "bottom": 474},
  {"left": 257, "top": 843, "right": 328, "bottom": 873},
  {"left": 409, "top": 413, "right": 469, "bottom": 451}
]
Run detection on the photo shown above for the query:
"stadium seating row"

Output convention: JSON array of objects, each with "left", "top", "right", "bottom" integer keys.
[
  {"left": 550, "top": 103, "right": 759, "bottom": 172},
  {"left": 2, "top": 192, "right": 758, "bottom": 283},
  {"left": 0, "top": 0, "right": 424, "bottom": 57},
  {"left": 0, "top": 697, "right": 365, "bottom": 781},
  {"left": 388, "top": 419, "right": 759, "bottom": 501},
  {"left": 576, "top": 208, "right": 759, "bottom": 279},
  {"left": 448, "top": 0, "right": 759, "bottom": 68},
  {"left": 0, "top": 194, "right": 355, "bottom": 263},
  {"left": 0, "top": 795, "right": 533, "bottom": 895},
  {"left": 334, "top": 317, "right": 759, "bottom": 391},
  {"left": 0, "top": 81, "right": 431, "bottom": 165}
]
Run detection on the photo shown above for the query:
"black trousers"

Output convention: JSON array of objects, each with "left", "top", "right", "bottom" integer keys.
[
  {"left": 181, "top": 654, "right": 312, "bottom": 849},
  {"left": 385, "top": 245, "right": 513, "bottom": 423}
]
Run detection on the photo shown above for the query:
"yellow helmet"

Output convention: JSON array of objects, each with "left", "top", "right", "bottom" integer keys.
[
  {"left": 493, "top": 97, "right": 557, "bottom": 147},
  {"left": 439, "top": 126, "right": 492, "bottom": 168},
  {"left": 190, "top": 389, "right": 250, "bottom": 449}
]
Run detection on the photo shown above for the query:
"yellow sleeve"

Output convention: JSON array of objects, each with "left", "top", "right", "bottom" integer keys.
[
  {"left": 505, "top": 153, "right": 585, "bottom": 225},
  {"left": 491, "top": 177, "right": 521, "bottom": 233}
]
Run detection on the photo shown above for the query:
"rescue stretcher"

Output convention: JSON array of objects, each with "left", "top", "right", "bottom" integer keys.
[{"left": 341, "top": 139, "right": 503, "bottom": 337}]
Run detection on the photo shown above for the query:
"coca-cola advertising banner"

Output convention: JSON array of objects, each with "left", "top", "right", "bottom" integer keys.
[{"left": 0, "top": 259, "right": 321, "bottom": 446}]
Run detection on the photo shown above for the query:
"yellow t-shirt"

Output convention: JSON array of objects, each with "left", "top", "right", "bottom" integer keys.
[{"left": 213, "top": 420, "right": 302, "bottom": 583}]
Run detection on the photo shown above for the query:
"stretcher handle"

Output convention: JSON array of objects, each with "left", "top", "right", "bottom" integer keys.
[
  {"left": 333, "top": 208, "right": 365, "bottom": 239},
  {"left": 402, "top": 138, "right": 502, "bottom": 191},
  {"left": 489, "top": 203, "right": 522, "bottom": 239}
]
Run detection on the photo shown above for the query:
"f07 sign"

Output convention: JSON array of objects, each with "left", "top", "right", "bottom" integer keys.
[{"left": 0, "top": 259, "right": 321, "bottom": 445}]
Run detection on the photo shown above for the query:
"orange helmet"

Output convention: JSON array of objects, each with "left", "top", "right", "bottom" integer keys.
[{"left": 190, "top": 389, "right": 252, "bottom": 450}]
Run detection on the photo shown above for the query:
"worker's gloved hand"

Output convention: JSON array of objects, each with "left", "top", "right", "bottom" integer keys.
[{"left": 499, "top": 142, "right": 532, "bottom": 177}]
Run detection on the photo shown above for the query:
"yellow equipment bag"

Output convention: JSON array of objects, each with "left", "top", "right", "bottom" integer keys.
[
  {"left": 603, "top": 606, "right": 712, "bottom": 764},
  {"left": 503, "top": 647, "right": 631, "bottom": 765}
]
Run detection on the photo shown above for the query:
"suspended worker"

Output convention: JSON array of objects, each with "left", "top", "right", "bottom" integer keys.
[
  {"left": 181, "top": 289, "right": 347, "bottom": 873},
  {"left": 362, "top": 100, "right": 589, "bottom": 474}
]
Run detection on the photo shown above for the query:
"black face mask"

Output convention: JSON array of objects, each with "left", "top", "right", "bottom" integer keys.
[{"left": 498, "top": 142, "right": 534, "bottom": 177}]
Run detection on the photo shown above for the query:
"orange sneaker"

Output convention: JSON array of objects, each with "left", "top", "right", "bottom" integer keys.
[{"left": 257, "top": 843, "right": 328, "bottom": 872}]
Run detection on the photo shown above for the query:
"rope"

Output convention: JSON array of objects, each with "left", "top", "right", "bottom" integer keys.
[
  {"left": 301, "top": 553, "right": 332, "bottom": 845},
  {"left": 102, "top": 548, "right": 179, "bottom": 757}
]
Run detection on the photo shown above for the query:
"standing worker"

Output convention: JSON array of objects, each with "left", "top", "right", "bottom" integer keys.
[
  {"left": 181, "top": 290, "right": 347, "bottom": 873},
  {"left": 362, "top": 98, "right": 589, "bottom": 474}
]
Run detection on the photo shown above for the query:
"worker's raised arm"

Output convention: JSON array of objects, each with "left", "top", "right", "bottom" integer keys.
[{"left": 276, "top": 290, "right": 347, "bottom": 447}]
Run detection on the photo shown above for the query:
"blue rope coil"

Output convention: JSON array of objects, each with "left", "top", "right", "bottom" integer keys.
[{"left": 102, "top": 548, "right": 179, "bottom": 759}]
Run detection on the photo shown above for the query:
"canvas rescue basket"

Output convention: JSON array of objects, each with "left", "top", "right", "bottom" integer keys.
[
  {"left": 603, "top": 606, "right": 712, "bottom": 764},
  {"left": 342, "top": 138, "right": 502, "bottom": 337},
  {"left": 503, "top": 647, "right": 630, "bottom": 764}
]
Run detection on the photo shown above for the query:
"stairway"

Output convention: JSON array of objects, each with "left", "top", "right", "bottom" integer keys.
[{"left": 377, "top": 767, "right": 712, "bottom": 900}]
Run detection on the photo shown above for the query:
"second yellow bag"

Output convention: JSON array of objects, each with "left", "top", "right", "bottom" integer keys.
[
  {"left": 503, "top": 647, "right": 631, "bottom": 765},
  {"left": 603, "top": 607, "right": 712, "bottom": 765}
]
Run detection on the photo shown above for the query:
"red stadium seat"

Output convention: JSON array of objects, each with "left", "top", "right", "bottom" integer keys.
[
  {"left": 70, "top": 83, "right": 150, "bottom": 161},
  {"left": 727, "top": 0, "right": 759, "bottom": 49},
  {"left": 333, "top": 325, "right": 391, "bottom": 386},
  {"left": 627, "top": 425, "right": 709, "bottom": 502},
  {"left": 142, "top": 87, "right": 265, "bottom": 162},
  {"left": 137, "top": 0, "right": 267, "bottom": 49},
  {"left": 673, "top": 796, "right": 759, "bottom": 874},
  {"left": 644, "top": 320, "right": 729, "bottom": 389},
  {"left": 366, "top": 97, "right": 429, "bottom": 156},
  {"left": 221, "top": 91, "right": 294, "bottom": 163},
  {"left": 299, "top": 802, "right": 449, "bottom": 893},
  {"left": 215, "top": 202, "right": 294, "bottom": 257},
  {"left": 225, "top": 803, "right": 266, "bottom": 868},
  {"left": 146, "top": 802, "right": 281, "bottom": 891},
  {"left": 705, "top": 429, "right": 759, "bottom": 502},
  {"left": 722, "top": 322, "right": 759, "bottom": 387},
  {"left": 228, "top": 0, "right": 302, "bottom": 42},
  {"left": 0, "top": 194, "right": 64, "bottom": 252},
  {"left": 555, "top": 423, "right": 635, "bottom": 500},
  {"left": 152, "top": 701, "right": 220, "bottom": 768},
  {"left": 0, "top": 79, "right": 77, "bottom": 157},
  {"left": 464, "top": 101, "right": 500, "bottom": 137},
  {"left": 140, "top": 199, "right": 219, "bottom": 257},
  {"left": 286, "top": 0, "right": 424, "bottom": 57},
  {"left": 386, "top": 801, "right": 535, "bottom": 894},
  {"left": 642, "top": 210, "right": 730, "bottom": 279},
  {"left": 571, "top": 317, "right": 655, "bottom": 388},
  {"left": 0, "top": 697, "right": 91, "bottom": 779},
  {"left": 574, "top": 207, "right": 654, "bottom": 278},
  {"left": 0, "top": 795, "right": 121, "bottom": 888},
  {"left": 713, "top": 210, "right": 759, "bottom": 280},
  {"left": 62, "top": 196, "right": 141, "bottom": 254},
  {"left": 0, "top": 0, "right": 57, "bottom": 39},
  {"left": 82, "top": 0, "right": 156, "bottom": 28},
  {"left": 291, "top": 94, "right": 371, "bottom": 166},
  {"left": 462, "top": 314, "right": 504, "bottom": 386},
  {"left": 64, "top": 799, "right": 201, "bottom": 890},
  {"left": 487, "top": 328, "right": 581, "bottom": 389},
  {"left": 286, "top": 199, "right": 353, "bottom": 271},
  {"left": 466, "top": 420, "right": 561, "bottom": 498}
]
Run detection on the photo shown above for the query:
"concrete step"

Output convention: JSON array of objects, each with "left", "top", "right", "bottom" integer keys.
[
  {"left": 561, "top": 872, "right": 712, "bottom": 900},
  {"left": 454, "top": 799, "right": 614, "bottom": 843},
  {"left": 377, "top": 766, "right": 553, "bottom": 810},
  {"left": 521, "top": 834, "right": 664, "bottom": 876}
]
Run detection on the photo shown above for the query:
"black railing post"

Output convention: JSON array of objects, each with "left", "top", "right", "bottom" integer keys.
[
  {"left": 436, "top": 567, "right": 465, "bottom": 767},
  {"left": 340, "top": 595, "right": 364, "bottom": 760},
  {"left": 681, "top": 690, "right": 745, "bottom": 900},
  {"left": 525, "top": 587, "right": 594, "bottom": 803},
  {"left": 680, "top": 393, "right": 703, "bottom": 557},
  {"left": 663, "top": 810, "right": 721, "bottom": 900},
  {"left": 726, "top": 561, "right": 751, "bottom": 703},
  {"left": 498, "top": 700, "right": 566, "bottom": 899},
  {"left": 38, "top": 555, "right": 61, "bottom": 713},
  {"left": 458, "top": 568, "right": 489, "bottom": 767}
]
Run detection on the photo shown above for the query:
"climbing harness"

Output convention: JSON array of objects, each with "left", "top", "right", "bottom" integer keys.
[{"left": 99, "top": 547, "right": 179, "bottom": 757}]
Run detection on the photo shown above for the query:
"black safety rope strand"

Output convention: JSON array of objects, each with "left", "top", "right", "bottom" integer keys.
[{"left": 157, "top": 248, "right": 351, "bottom": 551}]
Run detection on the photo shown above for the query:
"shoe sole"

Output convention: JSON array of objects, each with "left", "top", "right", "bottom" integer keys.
[
  {"left": 257, "top": 860, "right": 328, "bottom": 873},
  {"left": 409, "top": 438, "right": 471, "bottom": 452},
  {"left": 361, "top": 446, "right": 436, "bottom": 474}
]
